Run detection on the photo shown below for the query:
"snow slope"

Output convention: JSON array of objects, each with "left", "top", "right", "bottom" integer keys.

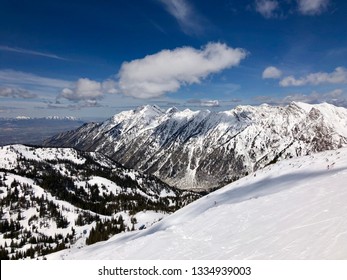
[{"left": 48, "top": 147, "right": 347, "bottom": 259}]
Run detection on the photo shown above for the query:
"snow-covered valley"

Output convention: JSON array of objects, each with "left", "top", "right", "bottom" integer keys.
[{"left": 48, "top": 147, "right": 347, "bottom": 259}]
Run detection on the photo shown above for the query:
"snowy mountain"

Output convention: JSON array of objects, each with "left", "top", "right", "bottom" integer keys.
[
  {"left": 0, "top": 116, "right": 80, "bottom": 121},
  {"left": 44, "top": 102, "right": 347, "bottom": 191},
  {"left": 0, "top": 144, "right": 199, "bottom": 259},
  {"left": 14, "top": 116, "right": 31, "bottom": 120},
  {"left": 47, "top": 147, "right": 347, "bottom": 260},
  {"left": 44, "top": 116, "right": 80, "bottom": 121}
]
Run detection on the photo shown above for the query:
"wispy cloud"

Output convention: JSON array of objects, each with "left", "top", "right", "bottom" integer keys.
[
  {"left": 46, "top": 100, "right": 103, "bottom": 110},
  {"left": 255, "top": 0, "right": 279, "bottom": 18},
  {"left": 280, "top": 67, "right": 347, "bottom": 87},
  {"left": 157, "top": 0, "right": 205, "bottom": 35},
  {"left": 187, "top": 99, "right": 220, "bottom": 107},
  {"left": 0, "top": 69, "right": 72, "bottom": 90},
  {"left": 0, "top": 45, "right": 67, "bottom": 60},
  {"left": 0, "top": 87, "right": 37, "bottom": 99},
  {"left": 0, "top": 69, "right": 73, "bottom": 102},
  {"left": 254, "top": 89, "right": 347, "bottom": 107},
  {"left": 297, "top": 0, "right": 329, "bottom": 15},
  {"left": 147, "top": 19, "right": 167, "bottom": 35},
  {"left": 254, "top": 0, "right": 330, "bottom": 18}
]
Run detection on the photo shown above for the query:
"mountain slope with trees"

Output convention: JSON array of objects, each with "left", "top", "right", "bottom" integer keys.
[{"left": 0, "top": 144, "right": 200, "bottom": 259}]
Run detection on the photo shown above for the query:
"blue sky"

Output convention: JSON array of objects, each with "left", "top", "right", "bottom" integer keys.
[{"left": 1, "top": 0, "right": 347, "bottom": 119}]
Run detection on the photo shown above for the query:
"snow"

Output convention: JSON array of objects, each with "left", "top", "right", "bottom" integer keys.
[
  {"left": 45, "top": 116, "right": 78, "bottom": 121},
  {"left": 48, "top": 147, "right": 347, "bottom": 259},
  {"left": 0, "top": 172, "right": 84, "bottom": 246},
  {"left": 294, "top": 101, "right": 347, "bottom": 137},
  {"left": 77, "top": 176, "right": 123, "bottom": 195},
  {"left": 114, "top": 210, "right": 168, "bottom": 230},
  {"left": 0, "top": 144, "right": 86, "bottom": 167},
  {"left": 0, "top": 171, "right": 164, "bottom": 251}
]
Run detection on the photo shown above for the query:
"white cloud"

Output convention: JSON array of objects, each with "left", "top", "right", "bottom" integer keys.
[
  {"left": 59, "top": 78, "right": 103, "bottom": 102},
  {"left": 118, "top": 42, "right": 247, "bottom": 99},
  {"left": 158, "top": 0, "right": 205, "bottom": 35},
  {"left": 297, "top": 0, "right": 329, "bottom": 15},
  {"left": 58, "top": 78, "right": 119, "bottom": 103},
  {"left": 280, "top": 67, "right": 347, "bottom": 87},
  {"left": 280, "top": 76, "right": 306, "bottom": 87},
  {"left": 262, "top": 66, "right": 282, "bottom": 79},
  {"left": 255, "top": 0, "right": 279, "bottom": 18},
  {"left": 0, "top": 87, "right": 37, "bottom": 99},
  {"left": 102, "top": 79, "right": 119, "bottom": 94}
]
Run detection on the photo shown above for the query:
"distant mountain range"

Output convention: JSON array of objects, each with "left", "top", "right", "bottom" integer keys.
[
  {"left": 44, "top": 102, "right": 347, "bottom": 191},
  {"left": 0, "top": 144, "right": 199, "bottom": 260},
  {"left": 2, "top": 116, "right": 81, "bottom": 121},
  {"left": 0, "top": 117, "right": 85, "bottom": 146}
]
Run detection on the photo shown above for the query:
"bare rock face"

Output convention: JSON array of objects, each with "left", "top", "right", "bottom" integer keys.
[{"left": 44, "top": 102, "right": 347, "bottom": 191}]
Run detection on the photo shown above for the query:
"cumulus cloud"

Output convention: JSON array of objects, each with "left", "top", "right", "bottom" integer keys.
[
  {"left": 118, "top": 42, "right": 247, "bottom": 99},
  {"left": 0, "top": 87, "right": 37, "bottom": 99},
  {"left": 57, "top": 43, "right": 247, "bottom": 103},
  {"left": 59, "top": 78, "right": 103, "bottom": 102},
  {"left": 297, "top": 0, "right": 329, "bottom": 15},
  {"left": 255, "top": 0, "right": 279, "bottom": 18},
  {"left": 262, "top": 66, "right": 282, "bottom": 79},
  {"left": 157, "top": 0, "right": 205, "bottom": 35},
  {"left": 58, "top": 77, "right": 119, "bottom": 103},
  {"left": 280, "top": 67, "right": 347, "bottom": 87}
]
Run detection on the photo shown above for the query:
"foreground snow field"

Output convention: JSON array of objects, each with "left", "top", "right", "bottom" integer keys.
[{"left": 48, "top": 148, "right": 347, "bottom": 259}]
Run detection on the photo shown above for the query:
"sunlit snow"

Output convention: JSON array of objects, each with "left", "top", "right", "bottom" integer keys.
[{"left": 48, "top": 148, "right": 347, "bottom": 259}]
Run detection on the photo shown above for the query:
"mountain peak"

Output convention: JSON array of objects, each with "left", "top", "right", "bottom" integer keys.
[
  {"left": 44, "top": 102, "right": 347, "bottom": 190},
  {"left": 134, "top": 104, "right": 164, "bottom": 115},
  {"left": 166, "top": 107, "right": 179, "bottom": 114}
]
